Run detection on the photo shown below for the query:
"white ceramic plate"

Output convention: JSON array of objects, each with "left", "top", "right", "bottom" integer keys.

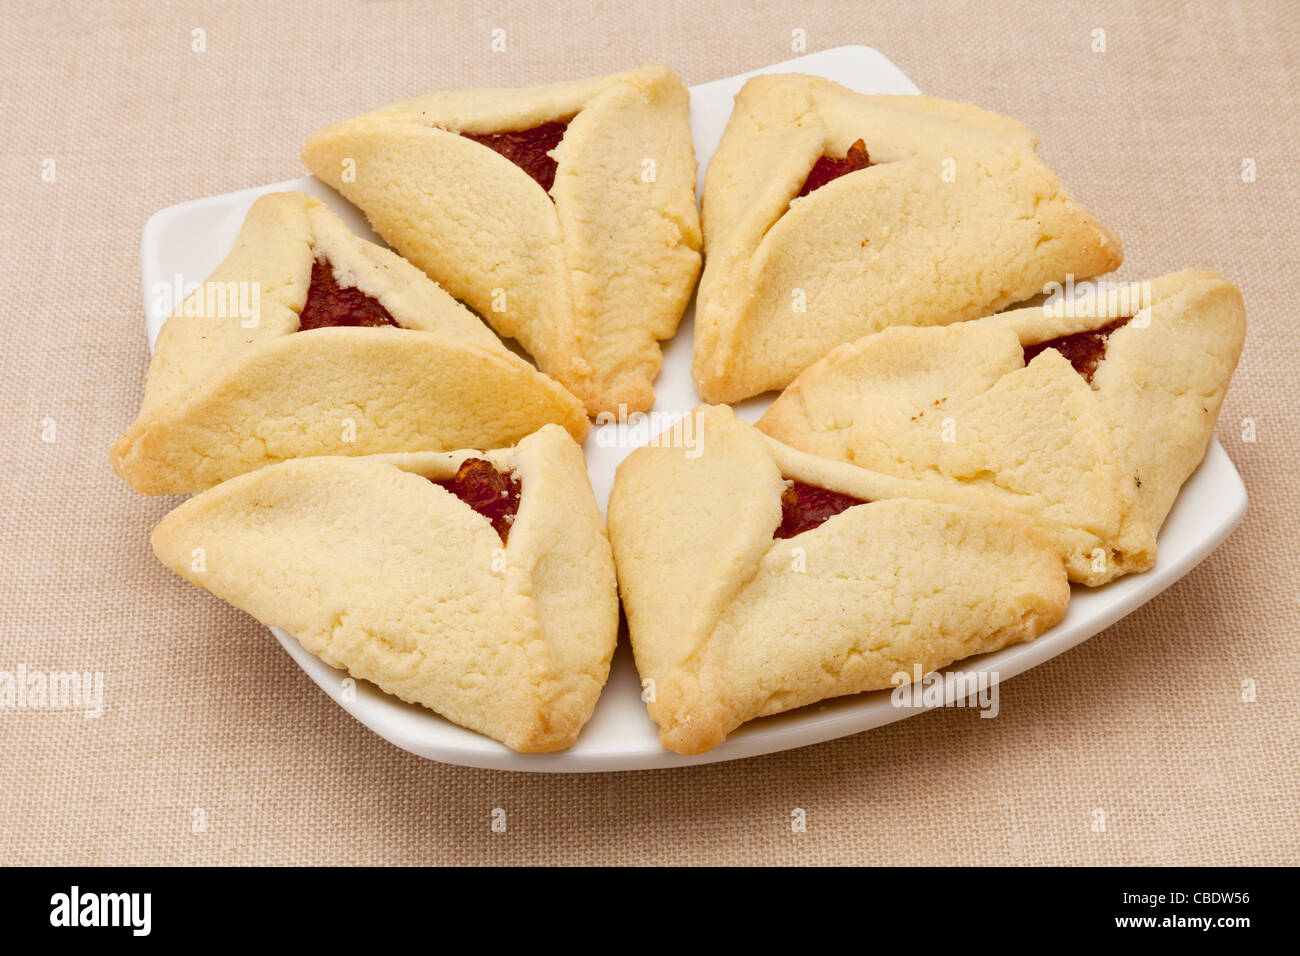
[{"left": 141, "top": 46, "right": 1246, "bottom": 771}]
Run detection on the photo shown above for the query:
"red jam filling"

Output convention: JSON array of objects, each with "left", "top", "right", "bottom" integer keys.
[
  {"left": 797, "top": 139, "right": 872, "bottom": 198},
  {"left": 775, "top": 480, "right": 869, "bottom": 539},
  {"left": 433, "top": 458, "right": 521, "bottom": 543},
  {"left": 298, "top": 259, "right": 397, "bottom": 331},
  {"left": 1023, "top": 318, "right": 1130, "bottom": 384},
  {"left": 462, "top": 121, "right": 568, "bottom": 193}
]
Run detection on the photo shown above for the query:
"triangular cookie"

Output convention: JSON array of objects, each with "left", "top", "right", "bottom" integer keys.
[
  {"left": 152, "top": 425, "right": 618, "bottom": 753},
  {"left": 759, "top": 270, "right": 1244, "bottom": 584},
  {"left": 692, "top": 74, "right": 1124, "bottom": 402},
  {"left": 112, "top": 191, "right": 588, "bottom": 494},
  {"left": 607, "top": 405, "right": 1069, "bottom": 754},
  {"left": 302, "top": 63, "right": 702, "bottom": 415}
]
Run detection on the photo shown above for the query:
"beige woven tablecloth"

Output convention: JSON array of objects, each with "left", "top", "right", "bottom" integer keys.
[{"left": 2, "top": 0, "right": 1296, "bottom": 866}]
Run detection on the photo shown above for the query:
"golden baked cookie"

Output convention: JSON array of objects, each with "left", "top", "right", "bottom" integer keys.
[
  {"left": 112, "top": 191, "right": 588, "bottom": 495},
  {"left": 152, "top": 425, "right": 618, "bottom": 753},
  {"left": 759, "top": 270, "right": 1245, "bottom": 584},
  {"left": 607, "top": 405, "right": 1070, "bottom": 755},
  {"left": 302, "top": 63, "right": 702, "bottom": 415},
  {"left": 693, "top": 74, "right": 1124, "bottom": 403}
]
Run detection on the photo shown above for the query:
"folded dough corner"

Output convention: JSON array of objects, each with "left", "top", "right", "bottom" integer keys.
[
  {"left": 151, "top": 425, "right": 618, "bottom": 753},
  {"left": 111, "top": 191, "right": 588, "bottom": 494},
  {"left": 692, "top": 74, "right": 1125, "bottom": 403},
  {"left": 302, "top": 63, "right": 702, "bottom": 416}
]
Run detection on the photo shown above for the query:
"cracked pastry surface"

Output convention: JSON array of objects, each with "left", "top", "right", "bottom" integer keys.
[
  {"left": 607, "top": 404, "right": 1069, "bottom": 754},
  {"left": 151, "top": 425, "right": 618, "bottom": 753},
  {"left": 302, "top": 63, "right": 702, "bottom": 415},
  {"left": 758, "top": 270, "right": 1245, "bottom": 584},
  {"left": 692, "top": 74, "right": 1124, "bottom": 403},
  {"left": 111, "top": 191, "right": 588, "bottom": 494}
]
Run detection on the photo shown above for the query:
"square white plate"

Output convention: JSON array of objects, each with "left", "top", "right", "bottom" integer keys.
[{"left": 141, "top": 46, "right": 1246, "bottom": 771}]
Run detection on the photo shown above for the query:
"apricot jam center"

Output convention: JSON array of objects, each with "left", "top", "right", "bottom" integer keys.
[
  {"left": 462, "top": 121, "right": 568, "bottom": 193},
  {"left": 297, "top": 259, "right": 396, "bottom": 331},
  {"left": 1023, "top": 317, "right": 1130, "bottom": 384},
  {"left": 798, "top": 139, "right": 871, "bottom": 198},
  {"left": 775, "top": 480, "right": 868, "bottom": 539},
  {"left": 433, "top": 458, "right": 521, "bottom": 543}
]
